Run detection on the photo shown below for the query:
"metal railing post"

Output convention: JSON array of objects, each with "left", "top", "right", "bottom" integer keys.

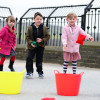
[{"left": 19, "top": 18, "right": 22, "bottom": 44}]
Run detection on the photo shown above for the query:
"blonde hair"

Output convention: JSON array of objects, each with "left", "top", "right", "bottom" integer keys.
[
  {"left": 66, "top": 12, "right": 77, "bottom": 20},
  {"left": 6, "top": 16, "right": 16, "bottom": 34}
]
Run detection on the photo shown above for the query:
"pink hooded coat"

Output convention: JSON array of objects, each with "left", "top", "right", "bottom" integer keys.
[
  {"left": 62, "top": 24, "right": 91, "bottom": 53},
  {"left": 0, "top": 25, "right": 16, "bottom": 55}
]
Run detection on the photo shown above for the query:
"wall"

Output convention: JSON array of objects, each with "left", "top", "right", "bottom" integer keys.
[{"left": 16, "top": 41, "right": 100, "bottom": 68}]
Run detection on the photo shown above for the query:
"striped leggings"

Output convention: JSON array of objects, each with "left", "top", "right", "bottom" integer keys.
[{"left": 63, "top": 61, "right": 77, "bottom": 74}]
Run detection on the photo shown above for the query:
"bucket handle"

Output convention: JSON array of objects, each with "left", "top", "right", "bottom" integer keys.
[
  {"left": 22, "top": 69, "right": 26, "bottom": 73},
  {"left": 54, "top": 70, "right": 60, "bottom": 74},
  {"left": 80, "top": 72, "right": 84, "bottom": 76}
]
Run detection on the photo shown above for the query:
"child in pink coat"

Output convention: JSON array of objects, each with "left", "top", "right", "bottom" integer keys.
[
  {"left": 62, "top": 12, "right": 94, "bottom": 74},
  {"left": 0, "top": 16, "right": 16, "bottom": 71}
]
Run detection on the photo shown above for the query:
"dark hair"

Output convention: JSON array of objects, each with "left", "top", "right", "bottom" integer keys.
[{"left": 34, "top": 12, "right": 43, "bottom": 19}]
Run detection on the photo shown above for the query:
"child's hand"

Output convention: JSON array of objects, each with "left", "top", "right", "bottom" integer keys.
[
  {"left": 36, "top": 38, "right": 42, "bottom": 43},
  {"left": 14, "top": 46, "right": 16, "bottom": 50},
  {"left": 63, "top": 45, "right": 67, "bottom": 51},
  {"left": 31, "top": 44, "right": 35, "bottom": 48},
  {"left": 89, "top": 36, "right": 94, "bottom": 42}
]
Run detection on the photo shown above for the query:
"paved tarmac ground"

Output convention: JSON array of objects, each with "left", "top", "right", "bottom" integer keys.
[{"left": 0, "top": 59, "right": 100, "bottom": 100}]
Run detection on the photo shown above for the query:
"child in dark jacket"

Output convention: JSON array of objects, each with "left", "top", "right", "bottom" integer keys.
[
  {"left": 0, "top": 16, "right": 16, "bottom": 71},
  {"left": 26, "top": 12, "right": 50, "bottom": 79}
]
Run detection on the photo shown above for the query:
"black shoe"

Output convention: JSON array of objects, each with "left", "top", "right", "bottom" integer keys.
[
  {"left": 0, "top": 65, "right": 3, "bottom": 71},
  {"left": 8, "top": 66, "right": 15, "bottom": 72},
  {"left": 38, "top": 73, "right": 44, "bottom": 79},
  {"left": 8, "top": 60, "right": 15, "bottom": 72}
]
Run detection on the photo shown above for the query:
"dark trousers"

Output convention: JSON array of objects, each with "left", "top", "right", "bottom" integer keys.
[{"left": 26, "top": 45, "right": 44, "bottom": 74}]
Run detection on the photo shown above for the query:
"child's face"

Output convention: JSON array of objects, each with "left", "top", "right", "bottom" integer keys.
[
  {"left": 67, "top": 17, "right": 77, "bottom": 26},
  {"left": 34, "top": 15, "right": 43, "bottom": 26},
  {"left": 7, "top": 19, "right": 15, "bottom": 28}
]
